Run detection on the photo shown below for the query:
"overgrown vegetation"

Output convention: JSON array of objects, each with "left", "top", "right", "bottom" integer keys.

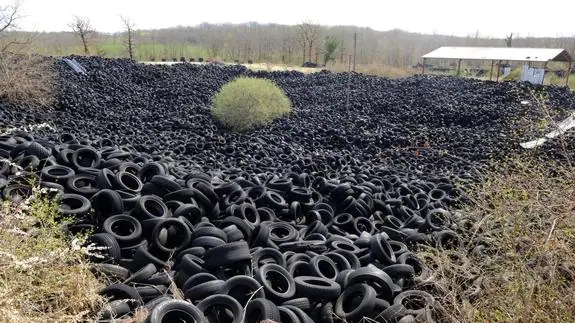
[
  {"left": 0, "top": 53, "right": 56, "bottom": 107},
  {"left": 420, "top": 159, "right": 575, "bottom": 322},
  {"left": 0, "top": 185, "right": 104, "bottom": 322},
  {"left": 211, "top": 77, "right": 292, "bottom": 131}
]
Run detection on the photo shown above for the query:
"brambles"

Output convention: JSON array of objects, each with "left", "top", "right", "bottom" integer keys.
[
  {"left": 211, "top": 77, "right": 292, "bottom": 131},
  {"left": 0, "top": 54, "right": 55, "bottom": 108}
]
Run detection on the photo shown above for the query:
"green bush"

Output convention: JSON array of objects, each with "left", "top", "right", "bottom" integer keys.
[{"left": 211, "top": 77, "right": 292, "bottom": 131}]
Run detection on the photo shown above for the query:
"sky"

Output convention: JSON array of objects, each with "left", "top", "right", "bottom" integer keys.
[{"left": 13, "top": 0, "right": 575, "bottom": 38}]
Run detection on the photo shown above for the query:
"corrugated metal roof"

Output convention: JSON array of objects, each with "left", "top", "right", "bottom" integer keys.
[{"left": 422, "top": 47, "right": 572, "bottom": 62}]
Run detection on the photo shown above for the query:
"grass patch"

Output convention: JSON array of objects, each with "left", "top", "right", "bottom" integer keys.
[
  {"left": 420, "top": 159, "right": 575, "bottom": 322},
  {"left": 0, "top": 53, "right": 56, "bottom": 108},
  {"left": 0, "top": 185, "right": 104, "bottom": 322},
  {"left": 211, "top": 77, "right": 292, "bottom": 132}
]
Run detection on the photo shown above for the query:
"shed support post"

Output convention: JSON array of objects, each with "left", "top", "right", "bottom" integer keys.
[
  {"left": 566, "top": 61, "right": 572, "bottom": 87},
  {"left": 496, "top": 60, "right": 501, "bottom": 82},
  {"left": 456, "top": 59, "right": 462, "bottom": 76},
  {"left": 489, "top": 60, "right": 494, "bottom": 81},
  {"left": 422, "top": 58, "right": 426, "bottom": 75}
]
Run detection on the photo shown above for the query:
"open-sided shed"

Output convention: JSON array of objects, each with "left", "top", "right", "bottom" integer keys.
[{"left": 421, "top": 47, "right": 573, "bottom": 85}]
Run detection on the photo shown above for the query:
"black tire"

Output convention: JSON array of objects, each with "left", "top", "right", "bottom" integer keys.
[
  {"left": 190, "top": 226, "right": 228, "bottom": 242},
  {"left": 113, "top": 171, "right": 143, "bottom": 193},
  {"left": 25, "top": 141, "right": 51, "bottom": 159},
  {"left": 370, "top": 233, "right": 397, "bottom": 265},
  {"left": 96, "top": 168, "right": 115, "bottom": 189},
  {"left": 184, "top": 280, "right": 225, "bottom": 302},
  {"left": 281, "top": 297, "right": 313, "bottom": 311},
  {"left": 252, "top": 247, "right": 286, "bottom": 269},
  {"left": 324, "top": 252, "right": 352, "bottom": 272},
  {"left": 146, "top": 270, "right": 175, "bottom": 286},
  {"left": 102, "top": 214, "right": 143, "bottom": 246},
  {"left": 132, "top": 195, "right": 170, "bottom": 220},
  {"left": 59, "top": 194, "right": 91, "bottom": 217},
  {"left": 91, "top": 189, "right": 124, "bottom": 219},
  {"left": 92, "top": 263, "right": 131, "bottom": 281},
  {"left": 144, "top": 295, "right": 173, "bottom": 311},
  {"left": 278, "top": 306, "right": 303, "bottom": 323},
  {"left": 41, "top": 165, "right": 75, "bottom": 184},
  {"left": 136, "top": 285, "right": 169, "bottom": 302},
  {"left": 379, "top": 304, "right": 407, "bottom": 323},
  {"left": 346, "top": 266, "right": 400, "bottom": 302},
  {"left": 393, "top": 290, "right": 435, "bottom": 316},
  {"left": 183, "top": 273, "right": 218, "bottom": 292},
  {"left": 99, "top": 283, "right": 143, "bottom": 305},
  {"left": 132, "top": 245, "right": 170, "bottom": 272},
  {"left": 309, "top": 255, "right": 338, "bottom": 280},
  {"left": 72, "top": 147, "right": 101, "bottom": 169},
  {"left": 281, "top": 305, "right": 315, "bottom": 323},
  {"left": 146, "top": 299, "right": 206, "bottom": 323},
  {"left": 334, "top": 283, "right": 377, "bottom": 321},
  {"left": 220, "top": 275, "right": 265, "bottom": 306},
  {"left": 245, "top": 298, "right": 281, "bottom": 323},
  {"left": 382, "top": 264, "right": 415, "bottom": 280},
  {"left": 151, "top": 218, "right": 192, "bottom": 254},
  {"left": 204, "top": 241, "right": 251, "bottom": 269},
  {"left": 87, "top": 233, "right": 122, "bottom": 263},
  {"left": 294, "top": 276, "right": 341, "bottom": 300},
  {"left": 124, "top": 263, "right": 157, "bottom": 284},
  {"left": 66, "top": 175, "right": 100, "bottom": 198},
  {"left": 268, "top": 222, "right": 299, "bottom": 243},
  {"left": 98, "top": 299, "right": 132, "bottom": 320},
  {"left": 196, "top": 294, "right": 243, "bottom": 323},
  {"left": 254, "top": 263, "right": 296, "bottom": 302},
  {"left": 190, "top": 236, "right": 226, "bottom": 249}
]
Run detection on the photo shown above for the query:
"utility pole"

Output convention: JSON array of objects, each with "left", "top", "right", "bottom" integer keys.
[{"left": 353, "top": 32, "right": 357, "bottom": 72}]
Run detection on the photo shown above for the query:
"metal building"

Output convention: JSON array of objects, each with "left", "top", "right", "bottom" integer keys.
[{"left": 421, "top": 47, "right": 573, "bottom": 86}]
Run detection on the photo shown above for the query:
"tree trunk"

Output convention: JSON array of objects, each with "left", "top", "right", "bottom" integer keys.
[{"left": 80, "top": 34, "right": 89, "bottom": 55}]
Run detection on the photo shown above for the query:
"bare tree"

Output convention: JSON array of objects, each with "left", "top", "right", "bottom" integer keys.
[
  {"left": 121, "top": 15, "right": 135, "bottom": 60},
  {"left": 69, "top": 16, "right": 94, "bottom": 55},
  {"left": 297, "top": 21, "right": 319, "bottom": 64},
  {"left": 505, "top": 33, "right": 513, "bottom": 47},
  {"left": 0, "top": 0, "right": 26, "bottom": 52}
]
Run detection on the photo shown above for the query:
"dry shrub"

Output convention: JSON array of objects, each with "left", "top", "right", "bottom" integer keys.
[
  {"left": 420, "top": 159, "right": 575, "bottom": 322},
  {"left": 0, "top": 53, "right": 56, "bottom": 107},
  {"left": 0, "top": 186, "right": 105, "bottom": 322}
]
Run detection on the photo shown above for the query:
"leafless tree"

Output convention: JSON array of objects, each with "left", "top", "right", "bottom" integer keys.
[
  {"left": 297, "top": 21, "right": 319, "bottom": 64},
  {"left": 121, "top": 15, "right": 135, "bottom": 59},
  {"left": 505, "top": 33, "right": 513, "bottom": 47},
  {"left": 69, "top": 16, "right": 94, "bottom": 55},
  {"left": 0, "top": 0, "right": 26, "bottom": 52}
]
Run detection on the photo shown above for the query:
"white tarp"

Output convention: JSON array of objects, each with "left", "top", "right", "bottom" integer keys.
[
  {"left": 521, "top": 64, "right": 545, "bottom": 85},
  {"left": 520, "top": 111, "right": 575, "bottom": 148}
]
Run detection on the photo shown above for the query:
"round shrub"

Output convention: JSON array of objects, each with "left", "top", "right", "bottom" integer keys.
[{"left": 211, "top": 77, "right": 292, "bottom": 132}]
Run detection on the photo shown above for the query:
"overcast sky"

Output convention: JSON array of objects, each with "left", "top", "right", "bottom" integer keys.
[{"left": 14, "top": 0, "right": 575, "bottom": 38}]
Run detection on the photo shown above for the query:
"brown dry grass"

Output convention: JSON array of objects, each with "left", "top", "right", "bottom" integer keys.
[
  {"left": 0, "top": 53, "right": 56, "bottom": 107},
  {"left": 0, "top": 186, "right": 105, "bottom": 322},
  {"left": 330, "top": 62, "right": 418, "bottom": 78},
  {"left": 420, "top": 158, "right": 575, "bottom": 322}
]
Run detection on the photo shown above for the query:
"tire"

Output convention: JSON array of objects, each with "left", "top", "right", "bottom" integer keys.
[
  {"left": 203, "top": 241, "right": 251, "bottom": 269},
  {"left": 113, "top": 171, "right": 143, "bottom": 193},
  {"left": 150, "top": 218, "right": 192, "bottom": 254},
  {"left": 87, "top": 233, "right": 122, "bottom": 263},
  {"left": 59, "top": 193, "right": 91, "bottom": 217},
  {"left": 245, "top": 298, "right": 281, "bottom": 323},
  {"left": 146, "top": 299, "right": 206, "bottom": 323},
  {"left": 252, "top": 247, "right": 286, "bottom": 269},
  {"left": 124, "top": 263, "right": 157, "bottom": 284},
  {"left": 334, "top": 283, "right": 377, "bottom": 321},
  {"left": 294, "top": 276, "right": 341, "bottom": 300},
  {"left": 41, "top": 165, "right": 75, "bottom": 184},
  {"left": 220, "top": 275, "right": 265, "bottom": 306},
  {"left": 281, "top": 305, "right": 315, "bottom": 323},
  {"left": 196, "top": 294, "right": 243, "bottom": 323},
  {"left": 309, "top": 255, "right": 338, "bottom": 280},
  {"left": 393, "top": 290, "right": 435, "bottom": 316},
  {"left": 25, "top": 141, "right": 51, "bottom": 159},
  {"left": 278, "top": 306, "right": 303, "bottom": 323},
  {"left": 281, "top": 298, "right": 313, "bottom": 311},
  {"left": 254, "top": 263, "right": 296, "bottom": 302},
  {"left": 382, "top": 264, "right": 415, "bottom": 280},
  {"left": 136, "top": 285, "right": 169, "bottom": 302},
  {"left": 92, "top": 263, "right": 131, "bottom": 281},
  {"left": 99, "top": 283, "right": 142, "bottom": 305},
  {"left": 370, "top": 233, "right": 397, "bottom": 265},
  {"left": 102, "top": 214, "right": 143, "bottom": 246},
  {"left": 183, "top": 273, "right": 218, "bottom": 293},
  {"left": 91, "top": 189, "right": 124, "bottom": 219},
  {"left": 132, "top": 195, "right": 170, "bottom": 220},
  {"left": 346, "top": 266, "right": 400, "bottom": 302},
  {"left": 98, "top": 299, "right": 132, "bottom": 320},
  {"left": 190, "top": 226, "right": 228, "bottom": 242},
  {"left": 66, "top": 175, "right": 99, "bottom": 198}
]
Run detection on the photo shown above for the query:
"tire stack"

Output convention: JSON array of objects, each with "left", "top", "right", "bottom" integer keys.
[{"left": 0, "top": 133, "right": 471, "bottom": 322}]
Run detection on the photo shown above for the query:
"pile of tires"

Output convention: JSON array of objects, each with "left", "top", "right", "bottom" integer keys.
[{"left": 0, "top": 132, "right": 472, "bottom": 322}]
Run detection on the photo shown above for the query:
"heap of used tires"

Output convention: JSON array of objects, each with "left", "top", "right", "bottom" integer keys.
[
  {"left": 1, "top": 57, "right": 575, "bottom": 322},
  {"left": 2, "top": 132, "right": 468, "bottom": 322}
]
